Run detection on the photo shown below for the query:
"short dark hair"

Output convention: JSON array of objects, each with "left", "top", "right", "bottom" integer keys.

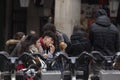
[
  {"left": 73, "top": 24, "right": 84, "bottom": 33},
  {"left": 14, "top": 32, "right": 25, "bottom": 40},
  {"left": 42, "top": 31, "right": 56, "bottom": 43},
  {"left": 42, "top": 23, "right": 56, "bottom": 33},
  {"left": 25, "top": 34, "right": 39, "bottom": 45},
  {"left": 20, "top": 34, "right": 39, "bottom": 53}
]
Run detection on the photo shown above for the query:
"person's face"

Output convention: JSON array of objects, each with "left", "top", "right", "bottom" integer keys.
[
  {"left": 35, "top": 39, "right": 41, "bottom": 49},
  {"left": 44, "top": 36, "right": 54, "bottom": 47}
]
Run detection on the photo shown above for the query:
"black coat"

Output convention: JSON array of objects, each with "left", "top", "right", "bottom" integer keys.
[
  {"left": 69, "top": 30, "right": 91, "bottom": 57},
  {"left": 89, "top": 15, "right": 120, "bottom": 56}
]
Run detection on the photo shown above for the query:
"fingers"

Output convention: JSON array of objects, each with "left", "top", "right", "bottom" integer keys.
[{"left": 49, "top": 44, "right": 55, "bottom": 54}]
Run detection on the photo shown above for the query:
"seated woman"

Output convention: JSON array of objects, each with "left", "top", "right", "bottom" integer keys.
[
  {"left": 18, "top": 33, "right": 47, "bottom": 71},
  {"left": 5, "top": 32, "right": 25, "bottom": 56},
  {"left": 20, "top": 31, "right": 57, "bottom": 70}
]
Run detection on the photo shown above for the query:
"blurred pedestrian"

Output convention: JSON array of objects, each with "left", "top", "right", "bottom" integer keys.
[
  {"left": 5, "top": 32, "right": 25, "bottom": 55},
  {"left": 69, "top": 24, "right": 91, "bottom": 80},
  {"left": 70, "top": 24, "right": 91, "bottom": 56},
  {"left": 89, "top": 9, "right": 120, "bottom": 79},
  {"left": 89, "top": 9, "right": 119, "bottom": 56}
]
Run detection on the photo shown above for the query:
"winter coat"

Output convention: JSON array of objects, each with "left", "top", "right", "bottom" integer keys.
[
  {"left": 5, "top": 39, "right": 20, "bottom": 55},
  {"left": 89, "top": 15, "right": 120, "bottom": 56},
  {"left": 56, "top": 30, "right": 70, "bottom": 53},
  {"left": 69, "top": 30, "right": 91, "bottom": 56}
]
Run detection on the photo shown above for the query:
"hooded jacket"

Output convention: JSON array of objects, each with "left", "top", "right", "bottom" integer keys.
[
  {"left": 95, "top": 9, "right": 107, "bottom": 18},
  {"left": 89, "top": 15, "right": 119, "bottom": 56},
  {"left": 69, "top": 30, "right": 91, "bottom": 56}
]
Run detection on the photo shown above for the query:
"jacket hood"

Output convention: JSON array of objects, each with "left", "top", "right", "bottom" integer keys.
[
  {"left": 95, "top": 15, "right": 111, "bottom": 27},
  {"left": 95, "top": 9, "right": 107, "bottom": 18},
  {"left": 71, "top": 31, "right": 86, "bottom": 40},
  {"left": 6, "top": 39, "right": 19, "bottom": 46}
]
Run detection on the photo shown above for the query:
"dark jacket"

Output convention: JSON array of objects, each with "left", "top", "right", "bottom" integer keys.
[
  {"left": 117, "top": 3, "right": 120, "bottom": 24},
  {"left": 56, "top": 30, "right": 70, "bottom": 53},
  {"left": 69, "top": 30, "right": 91, "bottom": 56},
  {"left": 89, "top": 15, "right": 120, "bottom": 56}
]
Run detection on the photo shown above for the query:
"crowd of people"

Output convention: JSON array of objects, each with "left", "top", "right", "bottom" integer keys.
[{"left": 3, "top": 8, "right": 120, "bottom": 80}]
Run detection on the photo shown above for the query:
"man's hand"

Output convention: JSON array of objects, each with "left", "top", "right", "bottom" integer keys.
[
  {"left": 59, "top": 41, "right": 67, "bottom": 51},
  {"left": 43, "top": 53, "right": 48, "bottom": 58},
  {"left": 49, "top": 44, "right": 55, "bottom": 54}
]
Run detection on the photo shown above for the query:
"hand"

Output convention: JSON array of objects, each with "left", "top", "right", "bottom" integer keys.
[
  {"left": 59, "top": 41, "right": 67, "bottom": 51},
  {"left": 43, "top": 53, "right": 48, "bottom": 58},
  {"left": 49, "top": 44, "right": 55, "bottom": 54}
]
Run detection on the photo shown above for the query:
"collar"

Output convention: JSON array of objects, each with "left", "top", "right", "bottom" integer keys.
[{"left": 39, "top": 37, "right": 47, "bottom": 50}]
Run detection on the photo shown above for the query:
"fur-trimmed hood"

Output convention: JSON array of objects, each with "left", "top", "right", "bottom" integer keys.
[{"left": 6, "top": 39, "right": 19, "bottom": 46}]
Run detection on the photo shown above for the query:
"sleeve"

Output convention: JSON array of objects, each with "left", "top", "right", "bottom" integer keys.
[
  {"left": 115, "top": 31, "right": 120, "bottom": 52},
  {"left": 89, "top": 26, "right": 94, "bottom": 46},
  {"left": 47, "top": 51, "right": 53, "bottom": 59}
]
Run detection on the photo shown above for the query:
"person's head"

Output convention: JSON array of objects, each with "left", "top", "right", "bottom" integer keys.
[
  {"left": 73, "top": 24, "right": 84, "bottom": 33},
  {"left": 30, "top": 30, "right": 36, "bottom": 35},
  {"left": 42, "top": 23, "right": 56, "bottom": 34},
  {"left": 27, "top": 34, "right": 39, "bottom": 45},
  {"left": 48, "top": 16, "right": 53, "bottom": 23},
  {"left": 42, "top": 31, "right": 56, "bottom": 47},
  {"left": 21, "top": 34, "right": 40, "bottom": 52},
  {"left": 14, "top": 32, "right": 25, "bottom": 40},
  {"left": 95, "top": 9, "right": 107, "bottom": 18}
]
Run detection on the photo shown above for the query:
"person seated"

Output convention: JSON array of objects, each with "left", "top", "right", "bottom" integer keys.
[
  {"left": 41, "top": 23, "right": 70, "bottom": 53},
  {"left": 39, "top": 31, "right": 57, "bottom": 59},
  {"left": 5, "top": 32, "right": 25, "bottom": 55},
  {"left": 18, "top": 34, "right": 47, "bottom": 69}
]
